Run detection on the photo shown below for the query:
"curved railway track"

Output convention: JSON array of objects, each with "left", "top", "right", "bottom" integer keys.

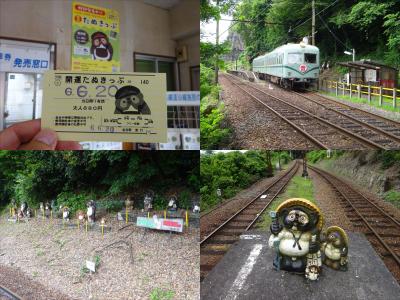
[
  {"left": 226, "top": 72, "right": 400, "bottom": 149},
  {"left": 0, "top": 285, "right": 22, "bottom": 300},
  {"left": 200, "top": 161, "right": 299, "bottom": 281},
  {"left": 309, "top": 165, "right": 400, "bottom": 282}
]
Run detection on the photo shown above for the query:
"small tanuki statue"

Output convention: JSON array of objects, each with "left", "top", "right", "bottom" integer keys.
[
  {"left": 167, "top": 195, "right": 178, "bottom": 212},
  {"left": 268, "top": 198, "right": 323, "bottom": 280},
  {"left": 76, "top": 210, "right": 86, "bottom": 223},
  {"left": 193, "top": 203, "right": 200, "bottom": 214},
  {"left": 321, "top": 226, "right": 349, "bottom": 271},
  {"left": 18, "top": 201, "right": 31, "bottom": 218},
  {"left": 143, "top": 191, "right": 154, "bottom": 212},
  {"left": 125, "top": 195, "right": 134, "bottom": 212},
  {"left": 39, "top": 202, "right": 45, "bottom": 216},
  {"left": 86, "top": 200, "right": 96, "bottom": 223},
  {"left": 60, "top": 206, "right": 70, "bottom": 221},
  {"left": 44, "top": 201, "right": 51, "bottom": 218}
]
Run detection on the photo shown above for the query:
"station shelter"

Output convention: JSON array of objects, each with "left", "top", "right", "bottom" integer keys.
[
  {"left": 0, "top": 0, "right": 199, "bottom": 150},
  {"left": 338, "top": 59, "right": 398, "bottom": 89}
]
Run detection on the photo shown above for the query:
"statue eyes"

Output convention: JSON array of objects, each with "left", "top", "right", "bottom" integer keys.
[
  {"left": 288, "top": 214, "right": 296, "bottom": 221},
  {"left": 299, "top": 215, "right": 308, "bottom": 224}
]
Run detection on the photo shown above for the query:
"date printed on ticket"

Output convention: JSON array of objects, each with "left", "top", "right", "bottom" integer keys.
[{"left": 42, "top": 71, "right": 167, "bottom": 142}]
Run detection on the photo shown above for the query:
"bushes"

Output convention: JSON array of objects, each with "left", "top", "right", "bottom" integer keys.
[
  {"left": 56, "top": 191, "right": 88, "bottom": 215},
  {"left": 201, "top": 151, "right": 279, "bottom": 211}
]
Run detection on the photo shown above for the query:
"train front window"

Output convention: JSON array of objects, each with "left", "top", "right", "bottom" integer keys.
[
  {"left": 305, "top": 53, "right": 317, "bottom": 63},
  {"left": 287, "top": 53, "right": 302, "bottom": 64}
]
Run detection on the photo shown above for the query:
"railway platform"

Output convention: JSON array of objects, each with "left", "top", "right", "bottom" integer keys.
[{"left": 201, "top": 232, "right": 400, "bottom": 300}]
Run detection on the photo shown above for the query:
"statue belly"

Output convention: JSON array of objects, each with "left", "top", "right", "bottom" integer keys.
[
  {"left": 325, "top": 245, "right": 341, "bottom": 260},
  {"left": 279, "top": 238, "right": 309, "bottom": 257}
]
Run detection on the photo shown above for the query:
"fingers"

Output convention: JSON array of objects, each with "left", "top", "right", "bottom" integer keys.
[
  {"left": 56, "top": 141, "right": 83, "bottom": 150},
  {"left": 19, "top": 129, "right": 58, "bottom": 150},
  {"left": 0, "top": 119, "right": 41, "bottom": 149}
]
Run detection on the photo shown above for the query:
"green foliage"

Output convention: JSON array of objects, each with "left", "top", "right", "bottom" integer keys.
[
  {"left": 375, "top": 151, "right": 400, "bottom": 169},
  {"left": 0, "top": 152, "right": 199, "bottom": 210},
  {"left": 98, "top": 200, "right": 124, "bottom": 213},
  {"left": 56, "top": 191, "right": 88, "bottom": 215},
  {"left": 149, "top": 288, "right": 175, "bottom": 300},
  {"left": 200, "top": 106, "right": 231, "bottom": 149},
  {"left": 201, "top": 151, "right": 279, "bottom": 211},
  {"left": 383, "top": 190, "right": 400, "bottom": 208},
  {"left": 153, "top": 194, "right": 168, "bottom": 210},
  {"left": 307, "top": 151, "right": 329, "bottom": 164},
  {"left": 178, "top": 190, "right": 192, "bottom": 210},
  {"left": 226, "top": 0, "right": 400, "bottom": 68}
]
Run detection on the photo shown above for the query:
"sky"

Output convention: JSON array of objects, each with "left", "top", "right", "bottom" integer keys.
[{"left": 201, "top": 14, "right": 232, "bottom": 43}]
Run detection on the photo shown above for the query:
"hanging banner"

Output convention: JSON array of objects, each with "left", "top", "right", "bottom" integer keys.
[
  {"left": 0, "top": 39, "right": 50, "bottom": 73},
  {"left": 71, "top": 1, "right": 120, "bottom": 72}
]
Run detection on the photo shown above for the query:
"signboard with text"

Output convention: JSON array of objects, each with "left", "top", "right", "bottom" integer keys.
[
  {"left": 0, "top": 39, "right": 50, "bottom": 73},
  {"left": 137, "top": 216, "right": 184, "bottom": 233},
  {"left": 71, "top": 1, "right": 120, "bottom": 72}
]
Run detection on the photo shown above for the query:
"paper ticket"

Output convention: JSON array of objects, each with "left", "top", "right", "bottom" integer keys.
[{"left": 42, "top": 71, "right": 167, "bottom": 142}]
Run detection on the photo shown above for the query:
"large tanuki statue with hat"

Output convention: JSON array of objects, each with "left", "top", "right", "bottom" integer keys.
[
  {"left": 268, "top": 198, "right": 323, "bottom": 280},
  {"left": 90, "top": 31, "right": 113, "bottom": 61},
  {"left": 114, "top": 86, "right": 151, "bottom": 115}
]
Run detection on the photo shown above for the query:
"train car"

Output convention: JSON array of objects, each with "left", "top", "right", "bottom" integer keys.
[{"left": 253, "top": 43, "right": 320, "bottom": 88}]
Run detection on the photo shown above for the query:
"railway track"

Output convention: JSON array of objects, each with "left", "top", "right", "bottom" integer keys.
[
  {"left": 224, "top": 73, "right": 383, "bottom": 149},
  {"left": 309, "top": 165, "right": 400, "bottom": 282},
  {"left": 0, "top": 285, "right": 22, "bottom": 300},
  {"left": 290, "top": 90, "right": 400, "bottom": 149},
  {"left": 200, "top": 161, "right": 299, "bottom": 281}
]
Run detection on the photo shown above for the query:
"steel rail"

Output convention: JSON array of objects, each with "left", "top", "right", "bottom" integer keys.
[
  {"left": 292, "top": 90, "right": 400, "bottom": 145},
  {"left": 200, "top": 161, "right": 299, "bottom": 245},
  {"left": 224, "top": 74, "right": 329, "bottom": 149},
  {"left": 0, "top": 285, "right": 23, "bottom": 300},
  {"left": 225, "top": 73, "right": 385, "bottom": 149},
  {"left": 306, "top": 91, "right": 400, "bottom": 127},
  {"left": 309, "top": 165, "right": 400, "bottom": 267}
]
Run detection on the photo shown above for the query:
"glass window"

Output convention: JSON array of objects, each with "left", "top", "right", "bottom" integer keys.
[
  {"left": 134, "top": 54, "right": 177, "bottom": 91},
  {"left": 135, "top": 59, "right": 156, "bottom": 72},
  {"left": 288, "top": 53, "right": 302, "bottom": 64},
  {"left": 167, "top": 106, "right": 199, "bottom": 129},
  {"left": 305, "top": 53, "right": 317, "bottom": 63}
]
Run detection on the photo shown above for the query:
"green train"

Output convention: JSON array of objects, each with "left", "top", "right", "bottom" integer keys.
[{"left": 252, "top": 43, "right": 320, "bottom": 89}]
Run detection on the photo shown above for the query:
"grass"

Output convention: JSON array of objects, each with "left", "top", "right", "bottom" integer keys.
[
  {"left": 384, "top": 190, "right": 400, "bottom": 209},
  {"left": 149, "top": 288, "right": 175, "bottom": 300},
  {"left": 320, "top": 91, "right": 400, "bottom": 113},
  {"left": 256, "top": 175, "right": 315, "bottom": 230}
]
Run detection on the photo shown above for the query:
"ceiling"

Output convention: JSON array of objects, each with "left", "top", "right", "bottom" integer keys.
[{"left": 142, "top": 0, "right": 181, "bottom": 10}]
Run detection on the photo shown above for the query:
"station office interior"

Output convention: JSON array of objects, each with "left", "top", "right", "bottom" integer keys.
[{"left": 0, "top": 0, "right": 200, "bottom": 149}]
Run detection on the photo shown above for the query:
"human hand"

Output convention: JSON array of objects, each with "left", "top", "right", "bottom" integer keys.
[{"left": 0, "top": 119, "right": 82, "bottom": 150}]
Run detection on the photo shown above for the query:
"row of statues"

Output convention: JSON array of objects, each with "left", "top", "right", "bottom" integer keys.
[{"left": 268, "top": 198, "right": 348, "bottom": 281}]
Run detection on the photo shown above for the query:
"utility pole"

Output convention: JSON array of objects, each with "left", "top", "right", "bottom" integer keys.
[
  {"left": 312, "top": 0, "right": 315, "bottom": 46},
  {"left": 215, "top": 0, "right": 220, "bottom": 84}
]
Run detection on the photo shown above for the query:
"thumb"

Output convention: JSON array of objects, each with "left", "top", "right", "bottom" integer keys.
[{"left": 19, "top": 129, "right": 58, "bottom": 150}]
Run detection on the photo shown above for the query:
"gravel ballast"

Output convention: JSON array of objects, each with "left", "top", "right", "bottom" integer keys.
[{"left": 0, "top": 217, "right": 199, "bottom": 300}]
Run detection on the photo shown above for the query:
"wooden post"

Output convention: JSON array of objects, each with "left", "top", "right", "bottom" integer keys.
[
  {"left": 51, "top": 210, "right": 53, "bottom": 220},
  {"left": 77, "top": 219, "right": 80, "bottom": 230},
  {"left": 147, "top": 212, "right": 150, "bottom": 218},
  {"left": 342, "top": 83, "right": 345, "bottom": 96},
  {"left": 379, "top": 86, "right": 383, "bottom": 106},
  {"left": 393, "top": 88, "right": 397, "bottom": 108},
  {"left": 358, "top": 84, "right": 361, "bottom": 99},
  {"left": 85, "top": 220, "right": 88, "bottom": 234},
  {"left": 349, "top": 84, "right": 352, "bottom": 98},
  {"left": 101, "top": 224, "right": 104, "bottom": 238},
  {"left": 185, "top": 210, "right": 189, "bottom": 227},
  {"left": 164, "top": 210, "right": 166, "bottom": 219},
  {"left": 335, "top": 81, "right": 338, "bottom": 96},
  {"left": 125, "top": 206, "right": 128, "bottom": 224},
  {"left": 368, "top": 85, "right": 371, "bottom": 103}
]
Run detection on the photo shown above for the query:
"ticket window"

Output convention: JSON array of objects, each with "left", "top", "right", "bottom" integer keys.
[
  {"left": 0, "top": 38, "right": 55, "bottom": 130},
  {"left": 3, "top": 73, "right": 43, "bottom": 128}
]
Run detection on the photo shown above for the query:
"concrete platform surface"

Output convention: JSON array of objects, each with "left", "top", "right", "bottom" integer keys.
[{"left": 201, "top": 232, "right": 400, "bottom": 300}]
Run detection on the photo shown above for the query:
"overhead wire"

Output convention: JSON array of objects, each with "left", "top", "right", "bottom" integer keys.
[{"left": 317, "top": 14, "right": 348, "bottom": 49}]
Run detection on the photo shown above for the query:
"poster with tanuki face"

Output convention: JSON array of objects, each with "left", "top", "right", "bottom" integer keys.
[{"left": 71, "top": 1, "right": 120, "bottom": 72}]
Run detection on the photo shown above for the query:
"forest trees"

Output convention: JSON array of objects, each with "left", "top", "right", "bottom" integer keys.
[
  {"left": 0, "top": 151, "right": 199, "bottom": 212},
  {"left": 200, "top": 151, "right": 291, "bottom": 211},
  {"left": 231, "top": 0, "right": 400, "bottom": 68}
]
